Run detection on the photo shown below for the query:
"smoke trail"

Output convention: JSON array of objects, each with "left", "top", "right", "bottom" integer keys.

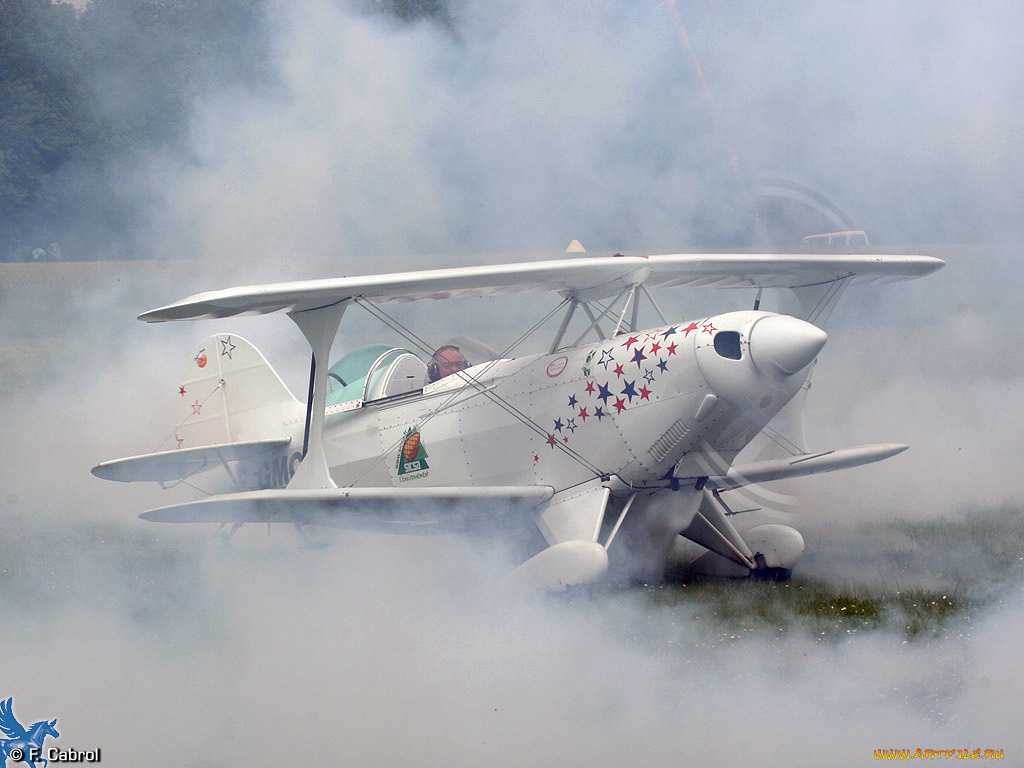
[{"left": 3, "top": 2, "right": 1022, "bottom": 766}]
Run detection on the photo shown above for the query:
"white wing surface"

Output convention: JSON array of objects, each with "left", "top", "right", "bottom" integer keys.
[
  {"left": 691, "top": 443, "right": 910, "bottom": 490},
  {"left": 91, "top": 439, "right": 292, "bottom": 483},
  {"left": 140, "top": 485, "right": 555, "bottom": 532},
  {"left": 138, "top": 253, "right": 943, "bottom": 322}
]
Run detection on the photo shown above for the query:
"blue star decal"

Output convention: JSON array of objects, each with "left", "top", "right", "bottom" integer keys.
[
  {"left": 643, "top": 368, "right": 656, "bottom": 384},
  {"left": 568, "top": 394, "right": 578, "bottom": 408},
  {"left": 621, "top": 380, "right": 638, "bottom": 402},
  {"left": 661, "top": 326, "right": 677, "bottom": 338},
  {"left": 630, "top": 347, "right": 648, "bottom": 368},
  {"left": 566, "top": 418, "right": 577, "bottom": 433},
  {"left": 553, "top": 418, "right": 564, "bottom": 433},
  {"left": 597, "top": 381, "right": 613, "bottom": 403},
  {"left": 594, "top": 406, "right": 605, "bottom": 421},
  {"left": 656, "top": 358, "right": 669, "bottom": 373},
  {"left": 598, "top": 348, "right": 615, "bottom": 369}
]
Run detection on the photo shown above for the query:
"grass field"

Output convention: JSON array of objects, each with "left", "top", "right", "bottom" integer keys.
[
  {"left": 3, "top": 502, "right": 1022, "bottom": 663},
  {"left": 582, "top": 507, "right": 1024, "bottom": 646}
]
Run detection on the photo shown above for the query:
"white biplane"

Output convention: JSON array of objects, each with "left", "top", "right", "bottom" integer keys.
[{"left": 93, "top": 251, "right": 943, "bottom": 589}]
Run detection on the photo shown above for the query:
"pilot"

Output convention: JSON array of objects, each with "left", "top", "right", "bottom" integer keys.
[{"left": 427, "top": 345, "right": 469, "bottom": 383}]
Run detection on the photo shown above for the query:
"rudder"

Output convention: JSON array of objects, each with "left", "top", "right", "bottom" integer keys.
[{"left": 176, "top": 334, "right": 303, "bottom": 449}]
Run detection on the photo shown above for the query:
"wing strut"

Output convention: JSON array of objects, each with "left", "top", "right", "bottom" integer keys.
[
  {"left": 569, "top": 285, "right": 632, "bottom": 347},
  {"left": 789, "top": 275, "right": 851, "bottom": 326},
  {"left": 557, "top": 280, "right": 667, "bottom": 349},
  {"left": 548, "top": 299, "right": 579, "bottom": 353},
  {"left": 287, "top": 302, "right": 347, "bottom": 490},
  {"left": 612, "top": 286, "right": 637, "bottom": 336},
  {"left": 602, "top": 491, "right": 638, "bottom": 551},
  {"left": 578, "top": 302, "right": 608, "bottom": 341},
  {"left": 638, "top": 283, "right": 670, "bottom": 324}
]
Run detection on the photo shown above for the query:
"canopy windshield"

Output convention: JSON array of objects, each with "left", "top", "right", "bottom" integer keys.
[
  {"left": 326, "top": 345, "right": 411, "bottom": 406},
  {"left": 436, "top": 336, "right": 501, "bottom": 366}
]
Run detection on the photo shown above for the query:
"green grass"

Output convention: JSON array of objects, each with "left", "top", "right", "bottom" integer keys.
[
  {"left": 636, "top": 579, "right": 969, "bottom": 642},
  {"left": 0, "top": 514, "right": 228, "bottom": 652},
  {"left": 607, "top": 507, "right": 1024, "bottom": 643}
]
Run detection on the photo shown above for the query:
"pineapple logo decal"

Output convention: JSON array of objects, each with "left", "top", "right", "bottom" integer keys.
[{"left": 397, "top": 427, "right": 430, "bottom": 480}]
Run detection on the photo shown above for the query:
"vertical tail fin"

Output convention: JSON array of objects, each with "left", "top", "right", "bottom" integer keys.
[{"left": 176, "top": 334, "right": 303, "bottom": 449}]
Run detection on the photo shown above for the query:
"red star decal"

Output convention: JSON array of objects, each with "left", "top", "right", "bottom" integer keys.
[
  {"left": 638, "top": 385, "right": 653, "bottom": 400},
  {"left": 702, "top": 321, "right": 717, "bottom": 335},
  {"left": 585, "top": 381, "right": 595, "bottom": 394},
  {"left": 649, "top": 341, "right": 662, "bottom": 354},
  {"left": 191, "top": 401, "right": 202, "bottom": 415},
  {"left": 563, "top": 436, "right": 570, "bottom": 444},
  {"left": 613, "top": 363, "right": 625, "bottom": 378},
  {"left": 533, "top": 454, "right": 539, "bottom": 463},
  {"left": 666, "top": 342, "right": 678, "bottom": 356},
  {"left": 682, "top": 322, "right": 700, "bottom": 336},
  {"left": 546, "top": 434, "right": 557, "bottom": 448},
  {"left": 613, "top": 397, "right": 627, "bottom": 413},
  {"left": 174, "top": 433, "right": 184, "bottom": 449},
  {"left": 622, "top": 335, "right": 641, "bottom": 349},
  {"left": 578, "top": 407, "right": 589, "bottom": 421},
  {"left": 178, "top": 386, "right": 186, "bottom": 396}
]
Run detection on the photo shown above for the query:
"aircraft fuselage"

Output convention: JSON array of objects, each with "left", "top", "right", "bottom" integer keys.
[{"left": 315, "top": 310, "right": 824, "bottom": 495}]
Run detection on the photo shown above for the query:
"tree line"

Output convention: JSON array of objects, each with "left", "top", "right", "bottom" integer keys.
[{"left": 0, "top": 0, "right": 449, "bottom": 261}]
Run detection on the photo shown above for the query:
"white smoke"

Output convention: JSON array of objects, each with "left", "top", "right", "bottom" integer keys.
[{"left": 2, "top": 1, "right": 1023, "bottom": 765}]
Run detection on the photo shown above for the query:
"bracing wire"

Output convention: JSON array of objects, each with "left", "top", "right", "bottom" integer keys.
[{"left": 343, "top": 297, "right": 606, "bottom": 483}]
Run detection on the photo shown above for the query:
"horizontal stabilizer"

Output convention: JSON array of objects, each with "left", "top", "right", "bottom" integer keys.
[
  {"left": 140, "top": 485, "right": 555, "bottom": 533},
  {"left": 687, "top": 443, "right": 909, "bottom": 490},
  {"left": 92, "top": 438, "right": 291, "bottom": 483}
]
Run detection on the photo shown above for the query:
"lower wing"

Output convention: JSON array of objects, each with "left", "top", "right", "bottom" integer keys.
[
  {"left": 683, "top": 443, "right": 909, "bottom": 490},
  {"left": 140, "top": 485, "right": 555, "bottom": 534}
]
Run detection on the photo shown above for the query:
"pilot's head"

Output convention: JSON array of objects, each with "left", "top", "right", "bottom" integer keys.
[{"left": 427, "top": 345, "right": 469, "bottom": 382}]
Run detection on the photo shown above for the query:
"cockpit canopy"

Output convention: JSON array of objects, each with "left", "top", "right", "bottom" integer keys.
[
  {"left": 324, "top": 336, "right": 501, "bottom": 408},
  {"left": 326, "top": 345, "right": 427, "bottom": 407}
]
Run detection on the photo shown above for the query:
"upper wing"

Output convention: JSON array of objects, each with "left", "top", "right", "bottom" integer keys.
[
  {"left": 140, "top": 485, "right": 554, "bottom": 533},
  {"left": 138, "top": 253, "right": 943, "bottom": 322},
  {"left": 644, "top": 253, "right": 942, "bottom": 289}
]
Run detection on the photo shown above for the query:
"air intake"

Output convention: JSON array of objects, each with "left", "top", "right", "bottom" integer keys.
[{"left": 649, "top": 418, "right": 691, "bottom": 462}]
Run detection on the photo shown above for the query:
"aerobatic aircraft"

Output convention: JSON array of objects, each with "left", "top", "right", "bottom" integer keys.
[{"left": 93, "top": 251, "right": 943, "bottom": 590}]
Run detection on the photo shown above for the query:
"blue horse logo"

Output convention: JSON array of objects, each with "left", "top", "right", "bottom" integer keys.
[{"left": 0, "top": 698, "right": 59, "bottom": 768}]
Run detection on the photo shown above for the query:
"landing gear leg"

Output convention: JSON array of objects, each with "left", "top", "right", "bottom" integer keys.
[{"left": 750, "top": 553, "right": 792, "bottom": 582}]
